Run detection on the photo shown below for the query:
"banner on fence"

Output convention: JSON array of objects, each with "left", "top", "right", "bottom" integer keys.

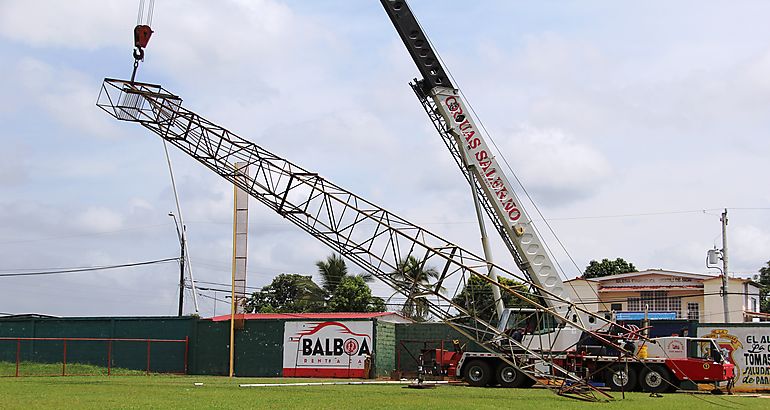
[
  {"left": 698, "top": 324, "right": 770, "bottom": 391},
  {"left": 283, "top": 321, "right": 373, "bottom": 378}
]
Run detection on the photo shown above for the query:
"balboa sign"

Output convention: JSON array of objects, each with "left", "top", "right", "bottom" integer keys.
[{"left": 283, "top": 321, "right": 373, "bottom": 378}]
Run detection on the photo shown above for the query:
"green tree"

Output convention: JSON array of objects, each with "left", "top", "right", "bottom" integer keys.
[
  {"left": 759, "top": 260, "right": 770, "bottom": 313},
  {"left": 390, "top": 256, "right": 441, "bottom": 322},
  {"left": 328, "top": 276, "right": 386, "bottom": 312},
  {"left": 315, "top": 253, "right": 372, "bottom": 296},
  {"left": 583, "top": 258, "right": 637, "bottom": 279},
  {"left": 244, "top": 274, "right": 326, "bottom": 313},
  {"left": 452, "top": 275, "right": 531, "bottom": 323}
]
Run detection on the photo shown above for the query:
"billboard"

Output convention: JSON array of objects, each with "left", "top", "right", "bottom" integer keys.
[
  {"left": 283, "top": 321, "right": 373, "bottom": 378},
  {"left": 698, "top": 324, "right": 770, "bottom": 391}
]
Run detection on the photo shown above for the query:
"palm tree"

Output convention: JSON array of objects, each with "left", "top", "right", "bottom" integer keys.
[
  {"left": 316, "top": 253, "right": 372, "bottom": 296},
  {"left": 390, "top": 256, "right": 441, "bottom": 321}
]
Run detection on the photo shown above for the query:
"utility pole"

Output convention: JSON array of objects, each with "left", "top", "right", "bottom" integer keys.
[
  {"left": 178, "top": 229, "right": 186, "bottom": 317},
  {"left": 169, "top": 212, "right": 186, "bottom": 317},
  {"left": 721, "top": 209, "right": 730, "bottom": 323}
]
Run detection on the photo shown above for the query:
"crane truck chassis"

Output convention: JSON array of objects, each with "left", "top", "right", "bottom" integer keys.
[{"left": 424, "top": 335, "right": 734, "bottom": 392}]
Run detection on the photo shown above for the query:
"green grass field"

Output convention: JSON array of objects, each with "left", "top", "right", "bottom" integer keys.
[
  {"left": 1, "top": 373, "right": 767, "bottom": 410},
  {"left": 0, "top": 361, "right": 149, "bottom": 377}
]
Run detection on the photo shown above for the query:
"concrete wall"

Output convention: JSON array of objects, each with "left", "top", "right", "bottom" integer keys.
[
  {"left": 374, "top": 321, "right": 395, "bottom": 377},
  {"left": 698, "top": 323, "right": 770, "bottom": 391},
  {"left": 703, "top": 278, "right": 746, "bottom": 323}
]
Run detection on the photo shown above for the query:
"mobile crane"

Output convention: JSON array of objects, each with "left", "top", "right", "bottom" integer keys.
[
  {"left": 96, "top": 1, "right": 733, "bottom": 398},
  {"left": 379, "top": 0, "right": 735, "bottom": 392},
  {"left": 97, "top": 77, "right": 648, "bottom": 401}
]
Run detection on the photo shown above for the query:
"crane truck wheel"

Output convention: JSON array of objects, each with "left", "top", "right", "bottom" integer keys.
[
  {"left": 462, "top": 360, "right": 492, "bottom": 387},
  {"left": 605, "top": 364, "right": 637, "bottom": 391},
  {"left": 495, "top": 363, "right": 526, "bottom": 388},
  {"left": 639, "top": 366, "right": 672, "bottom": 394}
]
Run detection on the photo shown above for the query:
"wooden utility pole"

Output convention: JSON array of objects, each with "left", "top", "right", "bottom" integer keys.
[{"left": 721, "top": 209, "right": 730, "bottom": 323}]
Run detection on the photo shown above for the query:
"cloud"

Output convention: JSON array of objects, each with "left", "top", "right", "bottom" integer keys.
[
  {"left": 496, "top": 126, "right": 612, "bottom": 205},
  {"left": 731, "top": 225, "right": 770, "bottom": 273},
  {"left": 0, "top": 1, "right": 131, "bottom": 49},
  {"left": 10, "top": 58, "right": 128, "bottom": 139},
  {"left": 74, "top": 207, "right": 124, "bottom": 232}
]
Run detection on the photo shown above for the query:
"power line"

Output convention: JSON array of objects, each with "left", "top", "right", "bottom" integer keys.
[{"left": 0, "top": 257, "right": 179, "bottom": 277}]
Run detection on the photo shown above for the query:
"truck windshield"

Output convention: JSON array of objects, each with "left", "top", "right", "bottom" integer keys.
[
  {"left": 504, "top": 310, "right": 556, "bottom": 335},
  {"left": 687, "top": 339, "right": 723, "bottom": 362}
]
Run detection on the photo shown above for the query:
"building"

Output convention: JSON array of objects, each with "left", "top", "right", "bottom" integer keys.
[{"left": 567, "top": 269, "right": 762, "bottom": 323}]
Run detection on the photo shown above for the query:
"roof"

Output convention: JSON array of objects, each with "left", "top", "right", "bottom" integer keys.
[
  {"left": 598, "top": 285, "right": 703, "bottom": 292},
  {"left": 0, "top": 313, "right": 60, "bottom": 320},
  {"left": 209, "top": 312, "right": 412, "bottom": 322},
  {"left": 592, "top": 269, "right": 717, "bottom": 281}
]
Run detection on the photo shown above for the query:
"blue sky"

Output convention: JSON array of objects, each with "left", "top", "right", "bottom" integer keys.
[{"left": 1, "top": 0, "right": 769, "bottom": 317}]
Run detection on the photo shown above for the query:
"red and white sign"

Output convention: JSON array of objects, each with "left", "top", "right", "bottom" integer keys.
[{"left": 283, "top": 321, "right": 373, "bottom": 378}]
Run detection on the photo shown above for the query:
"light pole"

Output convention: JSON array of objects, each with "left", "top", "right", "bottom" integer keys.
[{"left": 169, "top": 212, "right": 186, "bottom": 317}]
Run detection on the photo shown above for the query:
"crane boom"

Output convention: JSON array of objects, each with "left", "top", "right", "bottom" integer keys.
[
  {"left": 97, "top": 77, "right": 638, "bottom": 401},
  {"left": 380, "top": 0, "right": 572, "bottom": 316}
]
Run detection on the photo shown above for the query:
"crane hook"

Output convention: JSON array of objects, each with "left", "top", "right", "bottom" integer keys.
[
  {"left": 130, "top": 24, "right": 153, "bottom": 84},
  {"left": 133, "top": 47, "right": 145, "bottom": 61}
]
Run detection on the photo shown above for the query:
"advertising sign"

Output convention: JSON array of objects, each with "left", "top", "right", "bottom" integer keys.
[
  {"left": 283, "top": 321, "right": 373, "bottom": 378},
  {"left": 698, "top": 325, "right": 770, "bottom": 391}
]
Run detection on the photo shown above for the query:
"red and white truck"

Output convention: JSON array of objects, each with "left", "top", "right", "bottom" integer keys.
[{"left": 424, "top": 334, "right": 735, "bottom": 392}]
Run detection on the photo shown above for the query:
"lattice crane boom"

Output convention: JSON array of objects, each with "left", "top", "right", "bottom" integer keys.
[{"left": 97, "top": 78, "right": 638, "bottom": 401}]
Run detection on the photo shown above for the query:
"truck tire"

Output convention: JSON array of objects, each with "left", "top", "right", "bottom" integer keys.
[
  {"left": 639, "top": 366, "right": 672, "bottom": 393},
  {"left": 496, "top": 363, "right": 527, "bottom": 388},
  {"left": 463, "top": 360, "right": 492, "bottom": 387},
  {"left": 606, "top": 364, "right": 637, "bottom": 391}
]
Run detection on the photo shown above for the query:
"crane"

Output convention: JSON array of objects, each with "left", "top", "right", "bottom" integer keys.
[
  {"left": 380, "top": 0, "right": 585, "bottom": 326},
  {"left": 96, "top": 77, "right": 644, "bottom": 401}
]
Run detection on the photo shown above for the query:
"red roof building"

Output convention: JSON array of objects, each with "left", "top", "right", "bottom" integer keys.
[{"left": 210, "top": 312, "right": 413, "bottom": 323}]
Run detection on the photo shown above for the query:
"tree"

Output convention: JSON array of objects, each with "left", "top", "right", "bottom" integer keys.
[
  {"left": 583, "top": 258, "right": 637, "bottom": 279},
  {"left": 452, "top": 275, "right": 531, "bottom": 324},
  {"left": 390, "top": 256, "right": 441, "bottom": 322},
  {"left": 328, "top": 276, "right": 386, "bottom": 312},
  {"left": 244, "top": 274, "right": 326, "bottom": 313},
  {"left": 759, "top": 260, "right": 770, "bottom": 313},
  {"left": 315, "top": 253, "right": 372, "bottom": 296}
]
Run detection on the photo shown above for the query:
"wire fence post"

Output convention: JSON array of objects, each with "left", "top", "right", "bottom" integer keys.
[
  {"left": 184, "top": 336, "right": 189, "bottom": 374},
  {"left": 107, "top": 340, "right": 112, "bottom": 376},
  {"left": 62, "top": 339, "right": 67, "bottom": 376},
  {"left": 146, "top": 339, "right": 151, "bottom": 375},
  {"left": 15, "top": 338, "right": 20, "bottom": 377}
]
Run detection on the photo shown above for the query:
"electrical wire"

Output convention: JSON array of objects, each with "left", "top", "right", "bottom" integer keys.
[{"left": 0, "top": 257, "right": 179, "bottom": 277}]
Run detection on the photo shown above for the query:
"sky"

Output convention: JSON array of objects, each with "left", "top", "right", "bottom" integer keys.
[{"left": 0, "top": 0, "right": 768, "bottom": 318}]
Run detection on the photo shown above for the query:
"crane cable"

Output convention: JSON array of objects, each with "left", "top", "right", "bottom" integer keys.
[{"left": 130, "top": 0, "right": 155, "bottom": 83}]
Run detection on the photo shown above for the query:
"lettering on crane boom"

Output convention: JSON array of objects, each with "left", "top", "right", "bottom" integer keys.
[{"left": 443, "top": 95, "right": 521, "bottom": 224}]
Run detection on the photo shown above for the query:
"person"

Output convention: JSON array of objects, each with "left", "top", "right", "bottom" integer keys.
[{"left": 512, "top": 328, "right": 524, "bottom": 342}]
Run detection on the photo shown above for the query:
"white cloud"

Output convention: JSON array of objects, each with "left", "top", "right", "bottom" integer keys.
[
  {"left": 74, "top": 207, "right": 124, "bottom": 232},
  {"left": 0, "top": 1, "right": 131, "bottom": 49},
  {"left": 731, "top": 225, "right": 770, "bottom": 272},
  {"left": 11, "top": 58, "right": 127, "bottom": 139},
  {"left": 497, "top": 126, "right": 612, "bottom": 205}
]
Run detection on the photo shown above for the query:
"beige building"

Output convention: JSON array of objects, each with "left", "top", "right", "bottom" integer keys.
[{"left": 567, "top": 269, "right": 762, "bottom": 323}]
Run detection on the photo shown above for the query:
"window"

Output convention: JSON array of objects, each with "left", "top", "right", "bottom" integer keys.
[
  {"left": 668, "top": 297, "right": 682, "bottom": 318},
  {"left": 751, "top": 298, "right": 758, "bottom": 313},
  {"left": 687, "top": 303, "right": 700, "bottom": 321},
  {"left": 627, "top": 292, "right": 681, "bottom": 316},
  {"left": 610, "top": 303, "right": 622, "bottom": 312}
]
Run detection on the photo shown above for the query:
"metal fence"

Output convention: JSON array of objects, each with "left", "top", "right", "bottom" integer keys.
[{"left": 0, "top": 337, "right": 188, "bottom": 377}]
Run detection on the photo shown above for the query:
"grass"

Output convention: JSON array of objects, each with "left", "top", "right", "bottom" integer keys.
[
  {"left": 0, "top": 375, "right": 767, "bottom": 410},
  {"left": 0, "top": 361, "right": 149, "bottom": 377}
]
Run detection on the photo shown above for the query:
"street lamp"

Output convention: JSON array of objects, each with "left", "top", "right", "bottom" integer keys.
[{"left": 169, "top": 212, "right": 186, "bottom": 317}]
